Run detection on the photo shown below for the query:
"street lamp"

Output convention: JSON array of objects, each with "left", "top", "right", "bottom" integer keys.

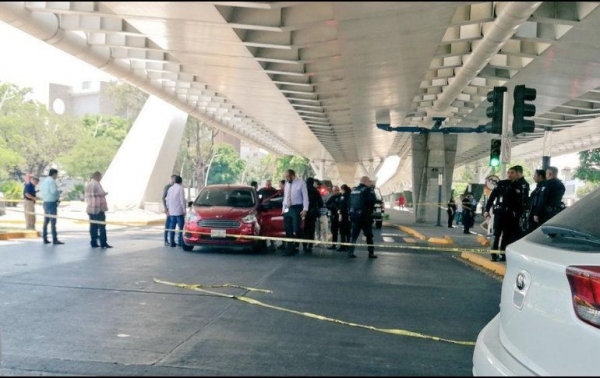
[{"left": 204, "top": 153, "right": 222, "bottom": 187}]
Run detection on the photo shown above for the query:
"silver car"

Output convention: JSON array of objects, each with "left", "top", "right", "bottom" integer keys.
[{"left": 473, "top": 187, "right": 600, "bottom": 376}]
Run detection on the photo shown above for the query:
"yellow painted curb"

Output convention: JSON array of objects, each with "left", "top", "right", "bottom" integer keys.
[
  {"left": 461, "top": 252, "right": 505, "bottom": 276},
  {"left": 428, "top": 235, "right": 453, "bottom": 245},
  {"left": 398, "top": 226, "right": 427, "bottom": 241},
  {"left": 476, "top": 234, "right": 491, "bottom": 246},
  {"left": 0, "top": 231, "right": 40, "bottom": 241}
]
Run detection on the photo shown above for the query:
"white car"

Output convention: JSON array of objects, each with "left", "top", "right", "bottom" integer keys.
[{"left": 473, "top": 187, "right": 600, "bottom": 376}]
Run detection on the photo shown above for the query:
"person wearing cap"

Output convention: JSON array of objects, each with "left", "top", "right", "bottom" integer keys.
[{"left": 23, "top": 175, "right": 39, "bottom": 230}]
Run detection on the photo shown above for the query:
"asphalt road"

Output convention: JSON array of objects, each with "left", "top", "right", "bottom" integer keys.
[{"left": 0, "top": 226, "right": 501, "bottom": 376}]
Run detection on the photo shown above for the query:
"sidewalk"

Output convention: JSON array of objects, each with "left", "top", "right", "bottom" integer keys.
[
  {"left": 0, "top": 203, "right": 166, "bottom": 239},
  {"left": 384, "top": 208, "right": 505, "bottom": 277}
]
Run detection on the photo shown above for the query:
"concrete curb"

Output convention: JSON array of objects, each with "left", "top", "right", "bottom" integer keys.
[
  {"left": 428, "top": 235, "right": 453, "bottom": 245},
  {"left": 383, "top": 222, "right": 427, "bottom": 241},
  {"left": 461, "top": 252, "right": 506, "bottom": 276},
  {"left": 0, "top": 230, "right": 40, "bottom": 241}
]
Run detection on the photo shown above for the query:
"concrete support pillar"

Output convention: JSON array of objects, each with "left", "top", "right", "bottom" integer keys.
[
  {"left": 102, "top": 95, "right": 189, "bottom": 211},
  {"left": 412, "top": 134, "right": 457, "bottom": 224},
  {"left": 310, "top": 161, "right": 323, "bottom": 179}
]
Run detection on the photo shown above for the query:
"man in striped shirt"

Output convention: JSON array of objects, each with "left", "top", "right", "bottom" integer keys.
[{"left": 85, "top": 171, "right": 112, "bottom": 249}]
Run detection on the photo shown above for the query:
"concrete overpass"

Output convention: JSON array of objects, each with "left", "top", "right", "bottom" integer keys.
[{"left": 2, "top": 2, "right": 600, "bottom": 222}]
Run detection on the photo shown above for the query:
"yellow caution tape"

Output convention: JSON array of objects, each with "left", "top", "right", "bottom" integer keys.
[
  {"left": 3, "top": 207, "right": 504, "bottom": 254},
  {"left": 153, "top": 278, "right": 475, "bottom": 346}
]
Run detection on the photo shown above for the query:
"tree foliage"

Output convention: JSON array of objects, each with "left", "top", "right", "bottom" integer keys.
[
  {"left": 57, "top": 136, "right": 120, "bottom": 179},
  {"left": 105, "top": 80, "right": 149, "bottom": 122},
  {"left": 576, "top": 181, "right": 600, "bottom": 199},
  {"left": 174, "top": 117, "right": 218, "bottom": 191},
  {"left": 0, "top": 82, "right": 81, "bottom": 178},
  {"left": 206, "top": 143, "right": 246, "bottom": 185},
  {"left": 573, "top": 148, "right": 600, "bottom": 183},
  {"left": 273, "top": 155, "right": 313, "bottom": 180}
]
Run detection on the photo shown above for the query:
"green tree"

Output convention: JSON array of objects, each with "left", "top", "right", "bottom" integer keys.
[
  {"left": 273, "top": 155, "right": 313, "bottom": 180},
  {"left": 105, "top": 81, "right": 149, "bottom": 122},
  {"left": 206, "top": 143, "right": 245, "bottom": 185},
  {"left": 573, "top": 148, "right": 600, "bottom": 183},
  {"left": 0, "top": 82, "right": 81, "bottom": 177},
  {"left": 174, "top": 117, "right": 218, "bottom": 191},
  {"left": 80, "top": 114, "right": 130, "bottom": 143},
  {"left": 576, "top": 182, "right": 600, "bottom": 199},
  {"left": 57, "top": 135, "right": 120, "bottom": 179}
]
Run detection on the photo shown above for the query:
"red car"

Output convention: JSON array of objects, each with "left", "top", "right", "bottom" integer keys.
[{"left": 182, "top": 185, "right": 288, "bottom": 252}]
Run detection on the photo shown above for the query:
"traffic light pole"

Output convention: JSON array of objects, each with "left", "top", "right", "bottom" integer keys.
[
  {"left": 500, "top": 91, "right": 509, "bottom": 179},
  {"left": 542, "top": 126, "right": 552, "bottom": 170}
]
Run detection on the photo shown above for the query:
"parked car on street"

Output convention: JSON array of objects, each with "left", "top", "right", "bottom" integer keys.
[
  {"left": 182, "top": 185, "right": 292, "bottom": 252},
  {"left": 183, "top": 185, "right": 261, "bottom": 251},
  {"left": 472, "top": 187, "right": 600, "bottom": 376}
]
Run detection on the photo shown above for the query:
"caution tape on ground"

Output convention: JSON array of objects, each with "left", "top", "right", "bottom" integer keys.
[
  {"left": 3, "top": 207, "right": 504, "bottom": 254},
  {"left": 153, "top": 278, "right": 475, "bottom": 346}
]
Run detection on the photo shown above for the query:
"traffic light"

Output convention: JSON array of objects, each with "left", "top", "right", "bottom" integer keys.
[
  {"left": 489, "top": 139, "right": 501, "bottom": 167},
  {"left": 513, "top": 84, "right": 536, "bottom": 135},
  {"left": 485, "top": 86, "right": 507, "bottom": 134}
]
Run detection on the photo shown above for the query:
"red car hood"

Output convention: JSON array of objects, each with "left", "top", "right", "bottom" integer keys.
[{"left": 193, "top": 206, "right": 254, "bottom": 219}]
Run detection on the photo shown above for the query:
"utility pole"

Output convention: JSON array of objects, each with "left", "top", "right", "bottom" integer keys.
[
  {"left": 542, "top": 126, "right": 552, "bottom": 170},
  {"left": 436, "top": 170, "right": 443, "bottom": 227},
  {"left": 500, "top": 91, "right": 510, "bottom": 179}
]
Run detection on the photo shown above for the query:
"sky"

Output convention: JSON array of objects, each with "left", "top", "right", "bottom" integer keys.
[
  {"left": 0, "top": 20, "right": 579, "bottom": 182},
  {"left": 0, "top": 21, "right": 114, "bottom": 104}
]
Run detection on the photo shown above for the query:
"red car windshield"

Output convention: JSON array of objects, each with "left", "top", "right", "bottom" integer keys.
[{"left": 194, "top": 188, "right": 256, "bottom": 208}]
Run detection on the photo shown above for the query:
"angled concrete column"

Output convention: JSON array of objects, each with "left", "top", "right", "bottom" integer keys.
[
  {"left": 412, "top": 134, "right": 457, "bottom": 224},
  {"left": 102, "top": 95, "right": 188, "bottom": 210}
]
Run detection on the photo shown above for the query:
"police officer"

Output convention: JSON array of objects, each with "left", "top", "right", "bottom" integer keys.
[
  {"left": 338, "top": 184, "right": 351, "bottom": 252},
  {"left": 527, "top": 169, "right": 546, "bottom": 233},
  {"left": 537, "top": 166, "right": 566, "bottom": 225},
  {"left": 510, "top": 165, "right": 530, "bottom": 238},
  {"left": 325, "top": 185, "right": 342, "bottom": 250},
  {"left": 347, "top": 176, "right": 377, "bottom": 259},
  {"left": 484, "top": 168, "right": 520, "bottom": 262}
]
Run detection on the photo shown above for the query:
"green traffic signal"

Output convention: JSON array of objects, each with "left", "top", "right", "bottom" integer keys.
[{"left": 489, "top": 139, "right": 501, "bottom": 167}]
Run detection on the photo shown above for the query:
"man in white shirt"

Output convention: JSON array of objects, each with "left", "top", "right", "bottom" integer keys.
[
  {"left": 165, "top": 175, "right": 187, "bottom": 248},
  {"left": 282, "top": 169, "right": 308, "bottom": 255},
  {"left": 40, "top": 168, "right": 63, "bottom": 245}
]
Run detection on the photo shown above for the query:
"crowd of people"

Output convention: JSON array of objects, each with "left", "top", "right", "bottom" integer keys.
[
  {"left": 21, "top": 163, "right": 565, "bottom": 262},
  {"left": 271, "top": 169, "right": 378, "bottom": 259},
  {"left": 445, "top": 165, "right": 566, "bottom": 262}
]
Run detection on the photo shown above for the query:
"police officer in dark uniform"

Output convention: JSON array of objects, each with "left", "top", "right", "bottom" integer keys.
[
  {"left": 527, "top": 169, "right": 546, "bottom": 233},
  {"left": 337, "top": 184, "right": 351, "bottom": 252},
  {"left": 347, "top": 176, "right": 377, "bottom": 259},
  {"left": 510, "top": 165, "right": 530, "bottom": 238},
  {"left": 537, "top": 166, "right": 566, "bottom": 225},
  {"left": 325, "top": 185, "right": 342, "bottom": 250},
  {"left": 484, "top": 168, "right": 520, "bottom": 262}
]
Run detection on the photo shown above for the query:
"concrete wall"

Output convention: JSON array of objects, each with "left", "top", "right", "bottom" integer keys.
[
  {"left": 101, "top": 95, "right": 188, "bottom": 210},
  {"left": 412, "top": 134, "right": 457, "bottom": 224}
]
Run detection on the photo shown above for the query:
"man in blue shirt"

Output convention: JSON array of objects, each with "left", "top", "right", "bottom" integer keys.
[
  {"left": 23, "top": 176, "right": 39, "bottom": 230},
  {"left": 282, "top": 169, "right": 308, "bottom": 255},
  {"left": 40, "top": 168, "right": 64, "bottom": 245}
]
